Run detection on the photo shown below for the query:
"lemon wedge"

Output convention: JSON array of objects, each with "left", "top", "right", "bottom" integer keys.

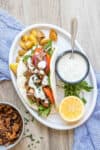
[
  {"left": 9, "top": 63, "right": 18, "bottom": 75},
  {"left": 59, "top": 96, "right": 85, "bottom": 123}
]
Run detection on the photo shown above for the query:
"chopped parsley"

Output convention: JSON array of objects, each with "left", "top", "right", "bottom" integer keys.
[
  {"left": 57, "top": 80, "right": 93, "bottom": 104},
  {"left": 63, "top": 80, "right": 93, "bottom": 104}
]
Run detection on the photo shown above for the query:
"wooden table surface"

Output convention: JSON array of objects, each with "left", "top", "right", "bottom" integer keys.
[{"left": 0, "top": 0, "right": 100, "bottom": 150}]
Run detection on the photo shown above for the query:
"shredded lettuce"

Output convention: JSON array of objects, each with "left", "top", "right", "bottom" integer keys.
[
  {"left": 38, "top": 105, "right": 51, "bottom": 117},
  {"left": 44, "top": 40, "right": 53, "bottom": 56},
  {"left": 23, "top": 55, "right": 31, "bottom": 62}
]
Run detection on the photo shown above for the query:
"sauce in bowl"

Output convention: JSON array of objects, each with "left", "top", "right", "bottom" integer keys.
[{"left": 56, "top": 51, "right": 90, "bottom": 84}]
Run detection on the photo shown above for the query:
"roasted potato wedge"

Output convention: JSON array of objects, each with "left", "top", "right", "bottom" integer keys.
[
  {"left": 21, "top": 35, "right": 29, "bottom": 42},
  {"left": 30, "top": 29, "right": 37, "bottom": 37},
  {"left": 16, "top": 56, "right": 21, "bottom": 63},
  {"left": 19, "top": 40, "right": 26, "bottom": 49},
  {"left": 18, "top": 49, "right": 26, "bottom": 56},
  {"left": 28, "top": 34, "right": 38, "bottom": 45},
  {"left": 39, "top": 38, "right": 50, "bottom": 46},
  {"left": 37, "top": 30, "right": 45, "bottom": 41},
  {"left": 25, "top": 40, "right": 36, "bottom": 49},
  {"left": 49, "top": 29, "right": 57, "bottom": 41}
]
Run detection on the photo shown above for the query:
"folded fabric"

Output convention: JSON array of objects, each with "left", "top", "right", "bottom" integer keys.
[
  {"left": 0, "top": 9, "right": 100, "bottom": 150},
  {"left": 73, "top": 73, "right": 100, "bottom": 150},
  {"left": 0, "top": 9, "right": 24, "bottom": 80}
]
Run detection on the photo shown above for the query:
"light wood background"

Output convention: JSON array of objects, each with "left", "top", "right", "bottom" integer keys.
[{"left": 0, "top": 0, "right": 100, "bottom": 150}]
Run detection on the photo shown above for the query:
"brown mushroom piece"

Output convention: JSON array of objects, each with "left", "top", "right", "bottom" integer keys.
[
  {"left": 27, "top": 88, "right": 34, "bottom": 95},
  {"left": 24, "top": 70, "right": 33, "bottom": 79},
  {"left": 27, "top": 88, "right": 36, "bottom": 102},
  {"left": 12, "top": 123, "right": 20, "bottom": 133},
  {"left": 36, "top": 99, "right": 41, "bottom": 106},
  {"left": 0, "top": 104, "right": 23, "bottom": 146},
  {"left": 12, "top": 113, "right": 18, "bottom": 120},
  {"left": 6, "top": 131, "right": 16, "bottom": 141}
]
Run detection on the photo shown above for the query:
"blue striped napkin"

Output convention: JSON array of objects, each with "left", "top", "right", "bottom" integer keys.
[
  {"left": 73, "top": 73, "right": 100, "bottom": 150},
  {"left": 0, "top": 9, "right": 24, "bottom": 80},
  {"left": 0, "top": 9, "right": 100, "bottom": 150}
]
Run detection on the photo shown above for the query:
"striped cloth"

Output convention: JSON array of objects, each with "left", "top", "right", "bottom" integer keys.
[
  {"left": 0, "top": 9, "right": 100, "bottom": 150},
  {"left": 0, "top": 9, "right": 24, "bottom": 80},
  {"left": 73, "top": 73, "right": 100, "bottom": 150}
]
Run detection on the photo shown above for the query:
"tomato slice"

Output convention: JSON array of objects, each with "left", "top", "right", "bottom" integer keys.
[
  {"left": 34, "top": 48, "right": 43, "bottom": 54},
  {"left": 43, "top": 87, "right": 54, "bottom": 104}
]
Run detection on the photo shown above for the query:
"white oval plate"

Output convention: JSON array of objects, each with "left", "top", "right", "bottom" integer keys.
[{"left": 9, "top": 24, "right": 97, "bottom": 130}]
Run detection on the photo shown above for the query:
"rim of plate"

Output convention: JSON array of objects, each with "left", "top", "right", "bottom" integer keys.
[{"left": 9, "top": 23, "right": 97, "bottom": 130}]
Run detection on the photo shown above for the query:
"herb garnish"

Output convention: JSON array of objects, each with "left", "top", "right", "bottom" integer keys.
[
  {"left": 57, "top": 80, "right": 93, "bottom": 104},
  {"left": 23, "top": 55, "right": 31, "bottom": 62},
  {"left": 44, "top": 40, "right": 52, "bottom": 50},
  {"left": 24, "top": 117, "right": 29, "bottom": 122},
  {"left": 23, "top": 45, "right": 38, "bottom": 62},
  {"left": 63, "top": 81, "right": 93, "bottom": 104},
  {"left": 23, "top": 111, "right": 44, "bottom": 149}
]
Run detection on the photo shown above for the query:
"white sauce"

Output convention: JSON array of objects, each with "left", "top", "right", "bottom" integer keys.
[
  {"left": 57, "top": 53, "right": 88, "bottom": 82},
  {"left": 27, "top": 57, "right": 34, "bottom": 71},
  {"left": 28, "top": 75, "right": 46, "bottom": 100},
  {"left": 38, "top": 60, "right": 46, "bottom": 69},
  {"left": 42, "top": 75, "right": 48, "bottom": 86},
  {"left": 35, "top": 86, "right": 46, "bottom": 100}
]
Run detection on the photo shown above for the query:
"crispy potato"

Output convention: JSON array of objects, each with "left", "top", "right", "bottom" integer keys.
[
  {"left": 21, "top": 35, "right": 29, "bottom": 42},
  {"left": 32, "top": 39, "right": 38, "bottom": 45},
  {"left": 49, "top": 29, "right": 57, "bottom": 41},
  {"left": 30, "top": 29, "right": 45, "bottom": 42},
  {"left": 30, "top": 29, "right": 37, "bottom": 37},
  {"left": 19, "top": 40, "right": 26, "bottom": 49},
  {"left": 9, "top": 63, "right": 18, "bottom": 75},
  {"left": 39, "top": 38, "right": 50, "bottom": 46},
  {"left": 28, "top": 34, "right": 38, "bottom": 45},
  {"left": 18, "top": 49, "right": 26, "bottom": 56},
  {"left": 37, "top": 30, "right": 45, "bottom": 41},
  {"left": 25, "top": 41, "right": 34, "bottom": 49},
  {"left": 16, "top": 56, "right": 21, "bottom": 63}
]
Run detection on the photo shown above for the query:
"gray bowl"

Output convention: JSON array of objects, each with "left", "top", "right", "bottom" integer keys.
[
  {"left": 0, "top": 102, "right": 24, "bottom": 150},
  {"left": 55, "top": 50, "right": 90, "bottom": 84}
]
